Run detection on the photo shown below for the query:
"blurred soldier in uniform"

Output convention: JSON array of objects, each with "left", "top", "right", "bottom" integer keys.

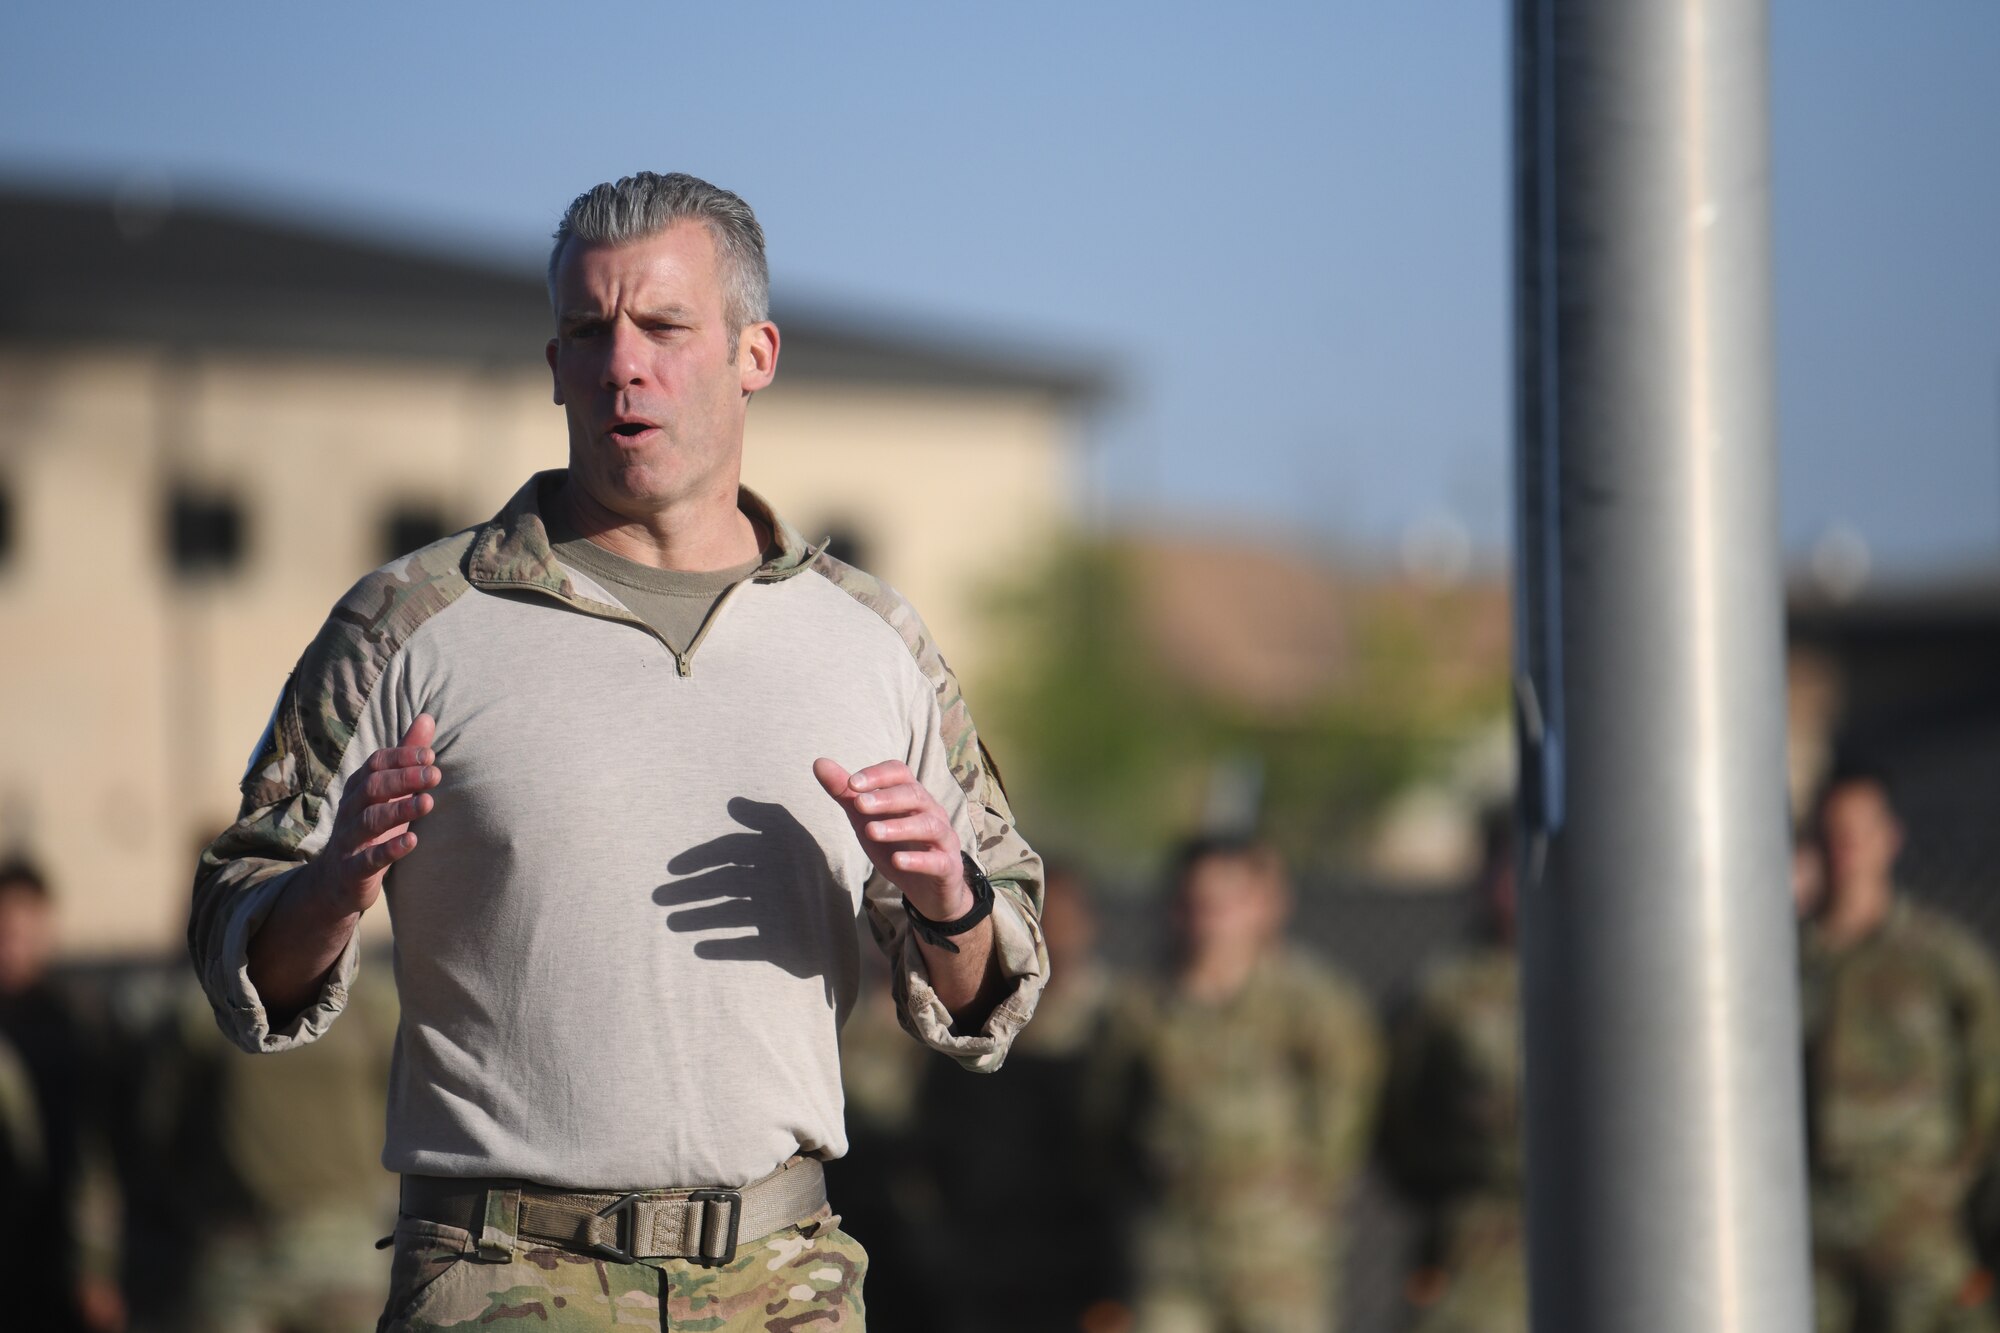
[
  {"left": 0, "top": 856, "right": 119, "bottom": 1331},
  {"left": 1378, "top": 811, "right": 1525, "bottom": 1333},
  {"left": 180, "top": 949, "right": 400, "bottom": 1333},
  {"left": 1098, "top": 836, "right": 1382, "bottom": 1333},
  {"left": 1801, "top": 769, "right": 2000, "bottom": 1333},
  {"left": 922, "top": 863, "right": 1130, "bottom": 1333}
]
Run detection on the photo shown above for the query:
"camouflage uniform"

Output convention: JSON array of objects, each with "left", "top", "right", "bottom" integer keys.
[
  {"left": 182, "top": 959, "right": 401, "bottom": 1333},
  {"left": 377, "top": 1202, "right": 865, "bottom": 1331},
  {"left": 1802, "top": 899, "right": 2000, "bottom": 1333},
  {"left": 1378, "top": 945, "right": 1525, "bottom": 1333},
  {"left": 1099, "top": 948, "right": 1383, "bottom": 1333}
]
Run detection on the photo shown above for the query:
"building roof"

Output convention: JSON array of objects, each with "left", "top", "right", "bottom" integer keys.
[
  {"left": 1789, "top": 574, "right": 2000, "bottom": 646},
  {"left": 1121, "top": 531, "right": 1511, "bottom": 719},
  {"left": 0, "top": 181, "right": 1109, "bottom": 400},
  {"left": 1787, "top": 573, "right": 2000, "bottom": 755}
]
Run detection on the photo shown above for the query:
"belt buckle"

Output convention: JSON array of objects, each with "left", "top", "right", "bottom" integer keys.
[
  {"left": 590, "top": 1192, "right": 644, "bottom": 1265},
  {"left": 689, "top": 1188, "right": 742, "bottom": 1266}
]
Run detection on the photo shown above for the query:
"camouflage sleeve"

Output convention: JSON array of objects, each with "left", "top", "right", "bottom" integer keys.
[
  {"left": 1293, "top": 959, "right": 1386, "bottom": 1190},
  {"left": 186, "top": 664, "right": 357, "bottom": 1054},
  {"left": 817, "top": 555, "right": 1049, "bottom": 1073},
  {"left": 875, "top": 674, "right": 1048, "bottom": 1073},
  {"left": 1944, "top": 924, "right": 2000, "bottom": 1171},
  {"left": 187, "top": 545, "right": 466, "bottom": 1054}
]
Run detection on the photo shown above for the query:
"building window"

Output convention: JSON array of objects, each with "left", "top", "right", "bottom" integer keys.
[
  {"left": 381, "top": 504, "right": 449, "bottom": 563},
  {"left": 167, "top": 486, "right": 245, "bottom": 576}
]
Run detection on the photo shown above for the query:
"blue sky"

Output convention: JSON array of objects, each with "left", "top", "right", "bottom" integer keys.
[{"left": 2, "top": 2, "right": 1996, "bottom": 573}]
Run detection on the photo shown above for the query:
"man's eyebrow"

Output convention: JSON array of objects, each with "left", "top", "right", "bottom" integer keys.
[{"left": 556, "top": 304, "right": 697, "bottom": 331}]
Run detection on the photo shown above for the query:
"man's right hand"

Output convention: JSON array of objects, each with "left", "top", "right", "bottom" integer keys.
[
  {"left": 306, "top": 713, "right": 442, "bottom": 916},
  {"left": 247, "top": 714, "right": 440, "bottom": 1020}
]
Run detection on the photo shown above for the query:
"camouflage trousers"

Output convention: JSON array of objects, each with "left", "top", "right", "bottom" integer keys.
[
  {"left": 1130, "top": 1209, "right": 1339, "bottom": 1333},
  {"left": 376, "top": 1203, "right": 867, "bottom": 1331},
  {"left": 188, "top": 1206, "right": 393, "bottom": 1333},
  {"left": 1813, "top": 1180, "right": 1999, "bottom": 1333},
  {"left": 1404, "top": 1200, "right": 1526, "bottom": 1333}
]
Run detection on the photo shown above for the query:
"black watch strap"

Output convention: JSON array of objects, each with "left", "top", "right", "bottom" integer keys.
[{"left": 903, "top": 853, "right": 995, "bottom": 954}]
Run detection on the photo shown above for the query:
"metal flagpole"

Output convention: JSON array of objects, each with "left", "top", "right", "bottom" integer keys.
[{"left": 1511, "top": 2, "right": 1814, "bottom": 1330}]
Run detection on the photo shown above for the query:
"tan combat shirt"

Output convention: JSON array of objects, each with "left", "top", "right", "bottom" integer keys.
[{"left": 189, "top": 474, "right": 1048, "bottom": 1191}]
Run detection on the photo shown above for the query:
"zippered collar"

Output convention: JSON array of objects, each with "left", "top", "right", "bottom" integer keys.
[{"left": 463, "top": 469, "right": 822, "bottom": 596}]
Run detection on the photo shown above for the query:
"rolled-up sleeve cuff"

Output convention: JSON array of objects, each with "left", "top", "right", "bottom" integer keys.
[
  {"left": 897, "top": 883, "right": 1048, "bottom": 1073},
  {"left": 214, "top": 866, "right": 360, "bottom": 1053}
]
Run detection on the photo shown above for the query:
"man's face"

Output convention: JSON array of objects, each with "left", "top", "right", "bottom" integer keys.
[
  {"left": 1040, "top": 872, "right": 1098, "bottom": 974},
  {"left": 1818, "top": 780, "right": 1902, "bottom": 903},
  {"left": 0, "top": 883, "right": 54, "bottom": 995},
  {"left": 1176, "top": 855, "right": 1284, "bottom": 959},
  {"left": 545, "top": 222, "right": 778, "bottom": 520}
]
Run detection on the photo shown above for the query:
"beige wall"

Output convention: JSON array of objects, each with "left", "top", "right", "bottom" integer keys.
[
  {"left": 0, "top": 344, "right": 1075, "bottom": 956},
  {"left": 744, "top": 379, "right": 1070, "bottom": 677}
]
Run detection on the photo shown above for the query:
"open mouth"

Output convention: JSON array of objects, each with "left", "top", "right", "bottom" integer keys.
[{"left": 609, "top": 421, "right": 656, "bottom": 439}]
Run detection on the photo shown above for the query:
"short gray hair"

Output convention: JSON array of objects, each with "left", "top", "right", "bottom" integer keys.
[{"left": 547, "top": 172, "right": 770, "bottom": 339}]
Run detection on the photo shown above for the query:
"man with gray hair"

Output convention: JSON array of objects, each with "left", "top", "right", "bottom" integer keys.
[{"left": 189, "top": 171, "right": 1049, "bottom": 1332}]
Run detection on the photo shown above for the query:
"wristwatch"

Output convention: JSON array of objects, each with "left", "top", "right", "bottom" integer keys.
[{"left": 903, "top": 853, "right": 995, "bottom": 954}]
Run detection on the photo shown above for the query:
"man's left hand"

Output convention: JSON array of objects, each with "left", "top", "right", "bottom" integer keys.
[{"left": 812, "top": 758, "right": 970, "bottom": 921}]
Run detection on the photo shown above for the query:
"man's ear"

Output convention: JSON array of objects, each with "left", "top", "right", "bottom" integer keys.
[
  {"left": 545, "top": 338, "right": 563, "bottom": 405},
  {"left": 739, "top": 321, "right": 780, "bottom": 395}
]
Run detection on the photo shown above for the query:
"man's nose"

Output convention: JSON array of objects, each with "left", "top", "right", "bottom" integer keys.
[{"left": 601, "top": 321, "right": 650, "bottom": 389}]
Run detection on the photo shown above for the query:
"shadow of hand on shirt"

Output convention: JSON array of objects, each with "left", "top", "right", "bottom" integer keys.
[{"left": 654, "top": 797, "right": 859, "bottom": 1008}]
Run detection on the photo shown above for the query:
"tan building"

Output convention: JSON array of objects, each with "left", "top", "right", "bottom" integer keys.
[{"left": 0, "top": 185, "right": 1101, "bottom": 956}]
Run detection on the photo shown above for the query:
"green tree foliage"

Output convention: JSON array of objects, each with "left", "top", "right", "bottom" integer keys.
[{"left": 976, "top": 536, "right": 1507, "bottom": 876}]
